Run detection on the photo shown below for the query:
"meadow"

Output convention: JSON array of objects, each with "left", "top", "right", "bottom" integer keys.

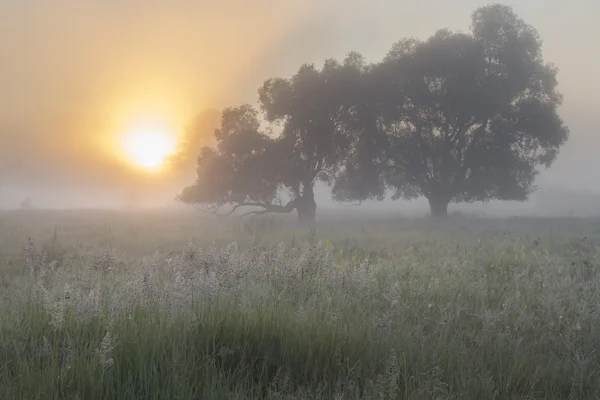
[{"left": 1, "top": 209, "right": 600, "bottom": 399}]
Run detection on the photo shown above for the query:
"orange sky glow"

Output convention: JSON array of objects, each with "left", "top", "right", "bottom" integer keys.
[{"left": 1, "top": 0, "right": 599, "bottom": 208}]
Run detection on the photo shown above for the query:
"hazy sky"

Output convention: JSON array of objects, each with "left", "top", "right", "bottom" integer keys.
[{"left": 1, "top": 0, "right": 598, "bottom": 208}]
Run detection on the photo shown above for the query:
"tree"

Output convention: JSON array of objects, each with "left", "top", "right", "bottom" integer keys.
[
  {"left": 338, "top": 4, "right": 569, "bottom": 217},
  {"left": 178, "top": 57, "right": 366, "bottom": 226},
  {"left": 178, "top": 105, "right": 283, "bottom": 215}
]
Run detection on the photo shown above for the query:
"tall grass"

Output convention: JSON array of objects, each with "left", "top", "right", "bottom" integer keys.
[{"left": 1, "top": 222, "right": 600, "bottom": 399}]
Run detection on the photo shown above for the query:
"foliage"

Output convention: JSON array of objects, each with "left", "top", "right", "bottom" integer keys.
[
  {"left": 178, "top": 105, "right": 289, "bottom": 215},
  {"left": 336, "top": 4, "right": 568, "bottom": 217},
  {"left": 180, "top": 57, "right": 368, "bottom": 225},
  {"left": 180, "top": 5, "right": 568, "bottom": 221}
]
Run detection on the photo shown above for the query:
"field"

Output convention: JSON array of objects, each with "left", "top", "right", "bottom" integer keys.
[{"left": 1, "top": 209, "right": 600, "bottom": 399}]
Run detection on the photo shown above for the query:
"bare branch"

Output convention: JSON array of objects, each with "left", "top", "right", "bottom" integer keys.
[
  {"left": 192, "top": 199, "right": 299, "bottom": 219},
  {"left": 314, "top": 167, "right": 338, "bottom": 182},
  {"left": 193, "top": 203, "right": 222, "bottom": 214},
  {"left": 224, "top": 202, "right": 272, "bottom": 216},
  {"left": 239, "top": 209, "right": 272, "bottom": 218}
]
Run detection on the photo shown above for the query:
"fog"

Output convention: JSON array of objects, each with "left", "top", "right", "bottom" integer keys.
[{"left": 1, "top": 0, "right": 599, "bottom": 215}]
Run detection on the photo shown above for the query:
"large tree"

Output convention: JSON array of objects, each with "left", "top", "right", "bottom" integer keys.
[
  {"left": 337, "top": 4, "right": 569, "bottom": 217},
  {"left": 178, "top": 105, "right": 282, "bottom": 215},
  {"left": 178, "top": 56, "right": 366, "bottom": 226}
]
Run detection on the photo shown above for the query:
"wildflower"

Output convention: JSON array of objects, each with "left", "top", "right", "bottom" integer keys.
[
  {"left": 95, "top": 331, "right": 116, "bottom": 370},
  {"left": 40, "top": 287, "right": 64, "bottom": 330},
  {"left": 294, "top": 305, "right": 309, "bottom": 325},
  {"left": 217, "top": 346, "right": 235, "bottom": 358},
  {"left": 24, "top": 238, "right": 46, "bottom": 276},
  {"left": 89, "top": 245, "right": 116, "bottom": 273},
  {"left": 42, "top": 336, "right": 52, "bottom": 358},
  {"left": 60, "top": 333, "right": 74, "bottom": 380},
  {"left": 374, "top": 313, "right": 393, "bottom": 331},
  {"left": 76, "top": 285, "right": 102, "bottom": 323}
]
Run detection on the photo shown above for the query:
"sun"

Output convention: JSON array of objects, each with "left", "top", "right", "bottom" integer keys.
[{"left": 121, "top": 122, "right": 177, "bottom": 170}]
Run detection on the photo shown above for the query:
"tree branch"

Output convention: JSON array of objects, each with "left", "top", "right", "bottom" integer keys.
[
  {"left": 193, "top": 203, "right": 222, "bottom": 214},
  {"left": 238, "top": 209, "right": 272, "bottom": 218},
  {"left": 194, "top": 199, "right": 300, "bottom": 218},
  {"left": 314, "top": 167, "right": 338, "bottom": 182},
  {"left": 237, "top": 199, "right": 298, "bottom": 217},
  {"left": 224, "top": 202, "right": 271, "bottom": 216}
]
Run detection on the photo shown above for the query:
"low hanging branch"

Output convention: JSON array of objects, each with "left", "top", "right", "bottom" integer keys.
[
  {"left": 192, "top": 203, "right": 222, "bottom": 213},
  {"left": 237, "top": 200, "right": 298, "bottom": 217},
  {"left": 193, "top": 199, "right": 298, "bottom": 218}
]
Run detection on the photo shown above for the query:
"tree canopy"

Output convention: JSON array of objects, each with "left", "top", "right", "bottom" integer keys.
[
  {"left": 179, "top": 4, "right": 568, "bottom": 222},
  {"left": 179, "top": 57, "right": 367, "bottom": 225},
  {"left": 335, "top": 4, "right": 568, "bottom": 217}
]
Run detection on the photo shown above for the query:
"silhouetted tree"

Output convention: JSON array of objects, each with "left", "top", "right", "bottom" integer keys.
[
  {"left": 180, "top": 4, "right": 568, "bottom": 221},
  {"left": 178, "top": 105, "right": 281, "bottom": 215},
  {"left": 336, "top": 4, "right": 569, "bottom": 217},
  {"left": 178, "top": 57, "right": 366, "bottom": 226}
]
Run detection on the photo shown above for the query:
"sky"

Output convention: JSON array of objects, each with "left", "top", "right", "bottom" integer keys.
[{"left": 0, "top": 0, "right": 599, "bottom": 210}]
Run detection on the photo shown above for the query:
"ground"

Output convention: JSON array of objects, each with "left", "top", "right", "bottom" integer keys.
[{"left": 1, "top": 209, "right": 600, "bottom": 399}]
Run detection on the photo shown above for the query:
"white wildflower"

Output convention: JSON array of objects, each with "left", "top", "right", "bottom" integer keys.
[
  {"left": 40, "top": 286, "right": 64, "bottom": 330},
  {"left": 95, "top": 331, "right": 116, "bottom": 370},
  {"left": 42, "top": 336, "right": 52, "bottom": 358},
  {"left": 60, "top": 333, "right": 74, "bottom": 380},
  {"left": 89, "top": 245, "right": 117, "bottom": 273},
  {"left": 217, "top": 346, "right": 235, "bottom": 358},
  {"left": 296, "top": 305, "right": 309, "bottom": 325},
  {"left": 76, "top": 285, "right": 102, "bottom": 323}
]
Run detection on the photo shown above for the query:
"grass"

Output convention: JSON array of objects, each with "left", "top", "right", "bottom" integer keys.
[{"left": 1, "top": 209, "right": 600, "bottom": 399}]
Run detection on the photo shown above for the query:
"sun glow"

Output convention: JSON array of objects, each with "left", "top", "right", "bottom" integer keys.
[{"left": 121, "top": 122, "right": 177, "bottom": 170}]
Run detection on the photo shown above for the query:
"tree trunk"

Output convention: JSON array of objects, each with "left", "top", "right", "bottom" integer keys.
[
  {"left": 428, "top": 196, "right": 449, "bottom": 218},
  {"left": 296, "top": 185, "right": 317, "bottom": 228}
]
